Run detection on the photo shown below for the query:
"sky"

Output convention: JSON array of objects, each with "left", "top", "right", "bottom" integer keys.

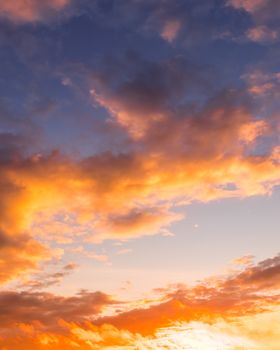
[{"left": 0, "top": 0, "right": 279, "bottom": 349}]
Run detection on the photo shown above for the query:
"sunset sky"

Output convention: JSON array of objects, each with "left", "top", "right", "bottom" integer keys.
[{"left": 0, "top": 0, "right": 279, "bottom": 349}]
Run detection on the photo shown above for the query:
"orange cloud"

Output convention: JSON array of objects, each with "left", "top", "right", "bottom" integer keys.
[
  {"left": 0, "top": 255, "right": 279, "bottom": 349},
  {"left": 0, "top": 232, "right": 48, "bottom": 285},
  {"left": 0, "top": 57, "right": 279, "bottom": 284},
  {"left": 1, "top": 315, "right": 279, "bottom": 349},
  {"left": 95, "top": 255, "right": 280, "bottom": 336},
  {"left": 0, "top": 107, "right": 279, "bottom": 283},
  {"left": 18, "top": 263, "right": 79, "bottom": 290},
  {"left": 231, "top": 254, "right": 255, "bottom": 266},
  {"left": 0, "top": 290, "right": 115, "bottom": 328},
  {"left": 92, "top": 207, "right": 183, "bottom": 241}
]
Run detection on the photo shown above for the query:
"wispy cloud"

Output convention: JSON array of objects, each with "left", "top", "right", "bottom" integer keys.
[{"left": 0, "top": 0, "right": 72, "bottom": 23}]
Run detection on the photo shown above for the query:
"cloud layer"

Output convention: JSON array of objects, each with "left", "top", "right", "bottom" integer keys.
[
  {"left": 0, "top": 0, "right": 72, "bottom": 23},
  {"left": 0, "top": 53, "right": 279, "bottom": 283},
  {"left": 0, "top": 255, "right": 279, "bottom": 349},
  {"left": 0, "top": 1, "right": 279, "bottom": 348}
]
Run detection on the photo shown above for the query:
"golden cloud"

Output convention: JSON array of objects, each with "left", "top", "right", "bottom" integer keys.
[
  {"left": 0, "top": 101, "right": 279, "bottom": 283},
  {"left": 0, "top": 55, "right": 279, "bottom": 284}
]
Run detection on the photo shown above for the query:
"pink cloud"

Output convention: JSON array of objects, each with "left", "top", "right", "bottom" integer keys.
[
  {"left": 228, "top": 0, "right": 266, "bottom": 13},
  {"left": 244, "top": 70, "right": 280, "bottom": 97},
  {"left": 160, "top": 20, "right": 182, "bottom": 43},
  {"left": 228, "top": 0, "right": 280, "bottom": 21},
  {"left": 246, "top": 25, "right": 278, "bottom": 42},
  {"left": 0, "top": 0, "right": 71, "bottom": 23}
]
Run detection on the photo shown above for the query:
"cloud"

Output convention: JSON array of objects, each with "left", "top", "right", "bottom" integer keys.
[
  {"left": 0, "top": 290, "right": 115, "bottom": 328},
  {"left": 92, "top": 207, "right": 183, "bottom": 241},
  {"left": 226, "top": 254, "right": 280, "bottom": 289},
  {"left": 160, "top": 20, "right": 182, "bottom": 42},
  {"left": 0, "top": 56, "right": 279, "bottom": 284},
  {"left": 116, "top": 249, "right": 132, "bottom": 256},
  {"left": 228, "top": 0, "right": 267, "bottom": 13},
  {"left": 0, "top": 231, "right": 48, "bottom": 285},
  {"left": 243, "top": 69, "right": 280, "bottom": 97},
  {"left": 90, "top": 56, "right": 202, "bottom": 139},
  {"left": 0, "top": 316, "right": 278, "bottom": 349},
  {"left": 96, "top": 254, "right": 280, "bottom": 335},
  {"left": 246, "top": 25, "right": 278, "bottom": 42},
  {"left": 142, "top": 0, "right": 235, "bottom": 46},
  {"left": 19, "top": 263, "right": 79, "bottom": 291},
  {"left": 64, "top": 262, "right": 79, "bottom": 271},
  {"left": 0, "top": 1, "right": 278, "bottom": 348},
  {"left": 139, "top": 321, "right": 256, "bottom": 349},
  {"left": 0, "top": 0, "right": 71, "bottom": 24},
  {"left": 228, "top": 0, "right": 280, "bottom": 20},
  {"left": 228, "top": 0, "right": 280, "bottom": 42},
  {"left": 83, "top": 0, "right": 229, "bottom": 46},
  {"left": 0, "top": 255, "right": 279, "bottom": 349},
  {"left": 231, "top": 255, "right": 255, "bottom": 266}
]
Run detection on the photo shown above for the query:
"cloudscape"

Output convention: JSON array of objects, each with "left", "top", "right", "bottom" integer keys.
[{"left": 0, "top": 0, "right": 279, "bottom": 349}]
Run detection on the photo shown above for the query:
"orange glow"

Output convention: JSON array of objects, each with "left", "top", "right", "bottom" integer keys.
[{"left": 0, "top": 1, "right": 279, "bottom": 348}]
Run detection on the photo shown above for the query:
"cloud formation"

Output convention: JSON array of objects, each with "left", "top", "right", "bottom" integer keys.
[
  {"left": 0, "top": 255, "right": 279, "bottom": 349},
  {"left": 228, "top": 0, "right": 280, "bottom": 19},
  {"left": 0, "top": 53, "right": 279, "bottom": 284},
  {"left": 0, "top": 2, "right": 279, "bottom": 348},
  {"left": 98, "top": 254, "right": 280, "bottom": 334},
  {"left": 246, "top": 25, "right": 278, "bottom": 42},
  {"left": 160, "top": 20, "right": 182, "bottom": 42},
  {"left": 0, "top": 290, "right": 115, "bottom": 327},
  {"left": 0, "top": 231, "right": 48, "bottom": 284},
  {"left": 19, "top": 263, "right": 79, "bottom": 290},
  {"left": 0, "top": 0, "right": 72, "bottom": 23},
  {"left": 228, "top": 0, "right": 280, "bottom": 42}
]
